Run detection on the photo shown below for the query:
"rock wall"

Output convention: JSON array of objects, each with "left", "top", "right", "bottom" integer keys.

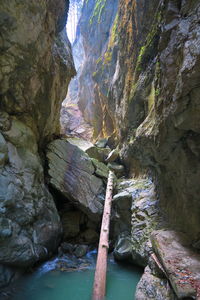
[
  {"left": 89, "top": 0, "right": 200, "bottom": 240},
  {"left": 118, "top": 0, "right": 200, "bottom": 240},
  {"left": 0, "top": 0, "right": 75, "bottom": 287},
  {"left": 62, "top": 0, "right": 119, "bottom": 140}
]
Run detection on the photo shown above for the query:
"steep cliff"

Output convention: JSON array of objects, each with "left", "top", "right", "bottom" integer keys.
[
  {"left": 1, "top": 0, "right": 200, "bottom": 297},
  {"left": 62, "top": 0, "right": 119, "bottom": 140},
  {"left": 90, "top": 0, "right": 200, "bottom": 240},
  {"left": 117, "top": 0, "right": 200, "bottom": 240},
  {"left": 0, "top": 0, "right": 75, "bottom": 287},
  {"left": 81, "top": 2, "right": 200, "bottom": 297}
]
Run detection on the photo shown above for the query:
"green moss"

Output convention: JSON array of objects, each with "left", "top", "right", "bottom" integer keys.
[
  {"left": 135, "top": 11, "right": 161, "bottom": 74},
  {"left": 92, "top": 71, "right": 97, "bottom": 77},
  {"left": 111, "top": 13, "right": 119, "bottom": 43},
  {"left": 148, "top": 83, "right": 155, "bottom": 111},
  {"left": 155, "top": 88, "right": 160, "bottom": 96},
  {"left": 100, "top": 13, "right": 119, "bottom": 66},
  {"left": 90, "top": 0, "right": 107, "bottom": 24}
]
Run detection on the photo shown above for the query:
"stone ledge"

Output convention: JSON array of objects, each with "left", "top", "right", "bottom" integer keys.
[{"left": 151, "top": 230, "right": 200, "bottom": 299}]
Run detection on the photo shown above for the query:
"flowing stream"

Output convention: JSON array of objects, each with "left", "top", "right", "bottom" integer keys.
[{"left": 9, "top": 250, "right": 142, "bottom": 300}]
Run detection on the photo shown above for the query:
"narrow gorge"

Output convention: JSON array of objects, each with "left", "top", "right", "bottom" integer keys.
[{"left": 0, "top": 0, "right": 200, "bottom": 299}]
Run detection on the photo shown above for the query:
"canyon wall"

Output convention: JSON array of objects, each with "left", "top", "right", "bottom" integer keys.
[
  {"left": 115, "top": 0, "right": 200, "bottom": 240},
  {"left": 0, "top": 0, "right": 75, "bottom": 286},
  {"left": 63, "top": 0, "right": 119, "bottom": 140},
  {"left": 75, "top": 0, "right": 200, "bottom": 240}
]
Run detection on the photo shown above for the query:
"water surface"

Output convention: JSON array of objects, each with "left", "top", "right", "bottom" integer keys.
[{"left": 11, "top": 251, "right": 142, "bottom": 300}]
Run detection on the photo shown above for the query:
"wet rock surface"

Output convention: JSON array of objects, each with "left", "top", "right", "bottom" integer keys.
[{"left": 112, "top": 180, "right": 133, "bottom": 237}]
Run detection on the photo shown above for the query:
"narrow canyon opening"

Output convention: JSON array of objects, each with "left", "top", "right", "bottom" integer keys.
[{"left": 0, "top": 0, "right": 200, "bottom": 300}]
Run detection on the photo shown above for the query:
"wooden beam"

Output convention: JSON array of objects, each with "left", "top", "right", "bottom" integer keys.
[{"left": 92, "top": 171, "right": 114, "bottom": 300}]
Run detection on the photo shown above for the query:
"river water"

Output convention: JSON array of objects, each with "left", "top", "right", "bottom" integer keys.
[{"left": 9, "top": 250, "right": 142, "bottom": 300}]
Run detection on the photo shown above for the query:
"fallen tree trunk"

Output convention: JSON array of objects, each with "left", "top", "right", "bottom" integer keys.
[{"left": 92, "top": 170, "right": 114, "bottom": 300}]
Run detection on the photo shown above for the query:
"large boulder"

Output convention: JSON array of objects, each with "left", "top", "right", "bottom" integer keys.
[
  {"left": 47, "top": 139, "right": 106, "bottom": 221},
  {"left": 112, "top": 180, "right": 133, "bottom": 237},
  {"left": 130, "top": 179, "right": 159, "bottom": 267},
  {"left": 0, "top": 0, "right": 75, "bottom": 287},
  {"left": 113, "top": 234, "right": 132, "bottom": 261},
  {"left": 67, "top": 137, "right": 111, "bottom": 162},
  {"left": 151, "top": 230, "right": 200, "bottom": 299},
  {"left": 112, "top": 178, "right": 159, "bottom": 267},
  {"left": 136, "top": 266, "right": 177, "bottom": 300},
  {"left": 0, "top": 118, "right": 62, "bottom": 272}
]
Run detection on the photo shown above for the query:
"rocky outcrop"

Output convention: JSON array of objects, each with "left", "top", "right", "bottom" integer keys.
[
  {"left": 60, "top": 102, "right": 93, "bottom": 139},
  {"left": 131, "top": 179, "right": 159, "bottom": 267},
  {"left": 80, "top": 0, "right": 200, "bottom": 239},
  {"left": 113, "top": 178, "right": 159, "bottom": 266},
  {"left": 115, "top": 0, "right": 200, "bottom": 240},
  {"left": 47, "top": 139, "right": 107, "bottom": 221},
  {"left": 113, "top": 235, "right": 132, "bottom": 262},
  {"left": 136, "top": 266, "right": 177, "bottom": 300},
  {"left": 112, "top": 179, "right": 134, "bottom": 237},
  {"left": 151, "top": 230, "right": 200, "bottom": 299},
  {"left": 0, "top": 0, "right": 75, "bottom": 287}
]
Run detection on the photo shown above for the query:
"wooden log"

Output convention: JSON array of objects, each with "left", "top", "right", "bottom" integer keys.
[{"left": 92, "top": 171, "right": 114, "bottom": 300}]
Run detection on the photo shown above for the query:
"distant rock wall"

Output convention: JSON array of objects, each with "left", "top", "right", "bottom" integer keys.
[
  {"left": 0, "top": 0, "right": 75, "bottom": 287},
  {"left": 63, "top": 0, "right": 119, "bottom": 140}
]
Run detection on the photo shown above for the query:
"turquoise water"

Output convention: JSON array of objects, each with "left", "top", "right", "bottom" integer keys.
[{"left": 12, "top": 251, "right": 142, "bottom": 300}]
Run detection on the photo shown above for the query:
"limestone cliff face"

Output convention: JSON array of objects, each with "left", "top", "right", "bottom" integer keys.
[
  {"left": 0, "top": 0, "right": 75, "bottom": 286},
  {"left": 64, "top": 0, "right": 119, "bottom": 140},
  {"left": 94, "top": 0, "right": 200, "bottom": 239}
]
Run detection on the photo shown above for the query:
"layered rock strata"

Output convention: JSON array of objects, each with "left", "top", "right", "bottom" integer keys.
[{"left": 47, "top": 138, "right": 107, "bottom": 221}]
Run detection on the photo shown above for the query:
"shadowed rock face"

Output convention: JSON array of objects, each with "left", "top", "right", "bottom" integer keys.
[
  {"left": 0, "top": 0, "right": 75, "bottom": 287},
  {"left": 79, "top": 0, "right": 200, "bottom": 239},
  {"left": 118, "top": 0, "right": 200, "bottom": 239}
]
